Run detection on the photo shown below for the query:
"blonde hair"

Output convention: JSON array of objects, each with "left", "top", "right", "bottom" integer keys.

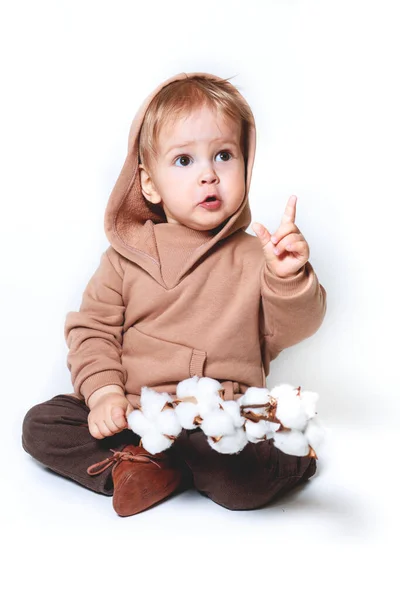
[{"left": 138, "top": 74, "right": 254, "bottom": 175}]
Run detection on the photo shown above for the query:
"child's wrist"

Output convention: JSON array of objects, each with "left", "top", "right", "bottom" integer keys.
[
  {"left": 86, "top": 384, "right": 126, "bottom": 409},
  {"left": 265, "top": 262, "right": 306, "bottom": 279}
]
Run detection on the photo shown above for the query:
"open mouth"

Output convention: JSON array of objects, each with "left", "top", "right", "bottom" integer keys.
[{"left": 199, "top": 196, "right": 222, "bottom": 210}]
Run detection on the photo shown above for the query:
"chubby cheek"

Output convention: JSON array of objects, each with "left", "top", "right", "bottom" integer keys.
[
  {"left": 166, "top": 170, "right": 191, "bottom": 193},
  {"left": 156, "top": 173, "right": 184, "bottom": 204},
  {"left": 231, "top": 173, "right": 246, "bottom": 203},
  {"left": 163, "top": 183, "right": 190, "bottom": 212},
  {"left": 230, "top": 161, "right": 246, "bottom": 193}
]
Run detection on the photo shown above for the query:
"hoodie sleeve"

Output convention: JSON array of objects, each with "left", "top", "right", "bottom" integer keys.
[
  {"left": 259, "top": 261, "right": 327, "bottom": 374},
  {"left": 64, "top": 246, "right": 127, "bottom": 403}
]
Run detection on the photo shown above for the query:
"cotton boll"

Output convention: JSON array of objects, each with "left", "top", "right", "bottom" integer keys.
[
  {"left": 245, "top": 419, "right": 269, "bottom": 443},
  {"left": 269, "top": 383, "right": 296, "bottom": 399},
  {"left": 245, "top": 419, "right": 281, "bottom": 442},
  {"left": 240, "top": 387, "right": 270, "bottom": 409},
  {"left": 130, "top": 388, "right": 180, "bottom": 450},
  {"left": 185, "top": 377, "right": 223, "bottom": 417},
  {"left": 304, "top": 417, "right": 325, "bottom": 451},
  {"left": 275, "top": 392, "right": 308, "bottom": 430},
  {"left": 176, "top": 377, "right": 223, "bottom": 416},
  {"left": 175, "top": 401, "right": 200, "bottom": 429},
  {"left": 200, "top": 408, "right": 235, "bottom": 437},
  {"left": 176, "top": 376, "right": 200, "bottom": 399},
  {"left": 141, "top": 387, "right": 173, "bottom": 418},
  {"left": 300, "top": 391, "right": 319, "bottom": 420},
  {"left": 208, "top": 428, "right": 248, "bottom": 454},
  {"left": 127, "top": 410, "right": 151, "bottom": 437},
  {"left": 141, "top": 431, "right": 174, "bottom": 455},
  {"left": 273, "top": 430, "right": 310, "bottom": 456},
  {"left": 196, "top": 394, "right": 222, "bottom": 417},
  {"left": 128, "top": 409, "right": 169, "bottom": 453},
  {"left": 155, "top": 408, "right": 182, "bottom": 437},
  {"left": 175, "top": 401, "right": 199, "bottom": 429},
  {"left": 268, "top": 422, "right": 281, "bottom": 435},
  {"left": 197, "top": 377, "right": 224, "bottom": 397},
  {"left": 222, "top": 400, "right": 245, "bottom": 428}
]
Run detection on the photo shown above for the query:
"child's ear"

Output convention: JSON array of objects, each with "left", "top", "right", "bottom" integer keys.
[{"left": 138, "top": 164, "right": 162, "bottom": 205}]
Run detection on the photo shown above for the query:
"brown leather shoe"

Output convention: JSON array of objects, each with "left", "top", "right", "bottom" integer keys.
[{"left": 87, "top": 445, "right": 183, "bottom": 517}]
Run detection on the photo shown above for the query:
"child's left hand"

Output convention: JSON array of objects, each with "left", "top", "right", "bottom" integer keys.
[{"left": 251, "top": 195, "right": 310, "bottom": 278}]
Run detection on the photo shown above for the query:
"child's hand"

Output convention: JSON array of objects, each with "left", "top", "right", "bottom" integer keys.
[
  {"left": 251, "top": 195, "right": 310, "bottom": 278},
  {"left": 87, "top": 393, "right": 134, "bottom": 440}
]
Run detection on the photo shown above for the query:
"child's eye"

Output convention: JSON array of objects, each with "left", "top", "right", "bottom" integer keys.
[
  {"left": 173, "top": 150, "right": 232, "bottom": 167},
  {"left": 216, "top": 150, "right": 232, "bottom": 162},
  {"left": 174, "top": 155, "right": 192, "bottom": 167}
]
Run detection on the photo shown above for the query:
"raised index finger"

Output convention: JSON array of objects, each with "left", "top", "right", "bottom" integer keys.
[{"left": 280, "top": 195, "right": 297, "bottom": 225}]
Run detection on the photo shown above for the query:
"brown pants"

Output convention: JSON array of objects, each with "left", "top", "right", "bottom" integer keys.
[{"left": 21, "top": 394, "right": 317, "bottom": 510}]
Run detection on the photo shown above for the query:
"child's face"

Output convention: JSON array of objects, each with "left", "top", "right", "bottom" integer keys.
[{"left": 139, "top": 105, "right": 246, "bottom": 231}]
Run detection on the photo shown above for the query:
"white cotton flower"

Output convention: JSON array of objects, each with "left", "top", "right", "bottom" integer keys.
[
  {"left": 273, "top": 387, "right": 308, "bottom": 431},
  {"left": 304, "top": 417, "right": 325, "bottom": 451},
  {"left": 245, "top": 419, "right": 280, "bottom": 443},
  {"left": 176, "top": 377, "right": 222, "bottom": 417},
  {"left": 221, "top": 400, "right": 245, "bottom": 428},
  {"left": 196, "top": 377, "right": 224, "bottom": 397},
  {"left": 269, "top": 421, "right": 281, "bottom": 434},
  {"left": 155, "top": 407, "right": 182, "bottom": 437},
  {"left": 276, "top": 398, "right": 308, "bottom": 431},
  {"left": 200, "top": 408, "right": 235, "bottom": 437},
  {"left": 141, "top": 431, "right": 174, "bottom": 454},
  {"left": 239, "top": 387, "right": 270, "bottom": 413},
  {"left": 197, "top": 395, "right": 222, "bottom": 417},
  {"left": 269, "top": 383, "right": 296, "bottom": 398},
  {"left": 176, "top": 376, "right": 200, "bottom": 399},
  {"left": 140, "top": 387, "right": 173, "bottom": 418},
  {"left": 207, "top": 428, "right": 248, "bottom": 454},
  {"left": 175, "top": 401, "right": 200, "bottom": 429},
  {"left": 140, "top": 388, "right": 182, "bottom": 436},
  {"left": 245, "top": 419, "right": 270, "bottom": 443},
  {"left": 127, "top": 387, "right": 182, "bottom": 455},
  {"left": 195, "top": 378, "right": 224, "bottom": 415},
  {"left": 300, "top": 391, "right": 319, "bottom": 420},
  {"left": 273, "top": 429, "right": 310, "bottom": 456},
  {"left": 128, "top": 411, "right": 174, "bottom": 454},
  {"left": 128, "top": 409, "right": 151, "bottom": 438}
]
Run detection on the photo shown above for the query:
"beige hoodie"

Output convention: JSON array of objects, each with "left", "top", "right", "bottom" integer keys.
[{"left": 64, "top": 71, "right": 327, "bottom": 407}]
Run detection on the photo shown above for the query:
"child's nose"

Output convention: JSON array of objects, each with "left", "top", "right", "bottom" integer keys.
[{"left": 200, "top": 168, "right": 219, "bottom": 184}]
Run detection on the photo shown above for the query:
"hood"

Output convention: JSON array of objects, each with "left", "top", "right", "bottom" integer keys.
[{"left": 104, "top": 71, "right": 256, "bottom": 287}]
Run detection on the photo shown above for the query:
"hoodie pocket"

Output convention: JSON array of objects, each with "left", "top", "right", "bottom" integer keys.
[{"left": 122, "top": 326, "right": 207, "bottom": 389}]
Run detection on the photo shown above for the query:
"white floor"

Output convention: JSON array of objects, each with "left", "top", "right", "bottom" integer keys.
[{"left": 3, "top": 423, "right": 397, "bottom": 599}]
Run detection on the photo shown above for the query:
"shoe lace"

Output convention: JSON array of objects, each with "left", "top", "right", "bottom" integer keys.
[{"left": 86, "top": 448, "right": 164, "bottom": 476}]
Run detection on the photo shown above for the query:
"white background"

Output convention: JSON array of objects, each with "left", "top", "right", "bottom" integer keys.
[{"left": 1, "top": 1, "right": 398, "bottom": 597}]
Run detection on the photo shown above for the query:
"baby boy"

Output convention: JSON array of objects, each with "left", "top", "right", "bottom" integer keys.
[{"left": 22, "top": 72, "right": 327, "bottom": 516}]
